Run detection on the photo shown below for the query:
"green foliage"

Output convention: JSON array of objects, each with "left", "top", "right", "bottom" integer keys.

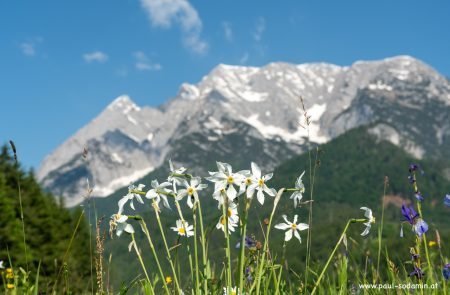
[{"left": 0, "top": 145, "right": 91, "bottom": 292}]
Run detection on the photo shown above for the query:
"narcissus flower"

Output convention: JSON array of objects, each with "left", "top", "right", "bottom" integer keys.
[
  {"left": 360, "top": 207, "right": 375, "bottom": 236},
  {"left": 290, "top": 171, "right": 305, "bottom": 208},
  {"left": 223, "top": 286, "right": 239, "bottom": 295},
  {"left": 110, "top": 213, "right": 134, "bottom": 237},
  {"left": 176, "top": 177, "right": 208, "bottom": 208},
  {"left": 171, "top": 219, "right": 194, "bottom": 237},
  {"left": 207, "top": 162, "right": 247, "bottom": 202},
  {"left": 168, "top": 159, "right": 187, "bottom": 187},
  {"left": 246, "top": 162, "right": 276, "bottom": 205},
  {"left": 275, "top": 215, "right": 309, "bottom": 243},
  {"left": 118, "top": 183, "right": 145, "bottom": 211},
  {"left": 145, "top": 180, "right": 172, "bottom": 209},
  {"left": 216, "top": 215, "right": 238, "bottom": 234}
]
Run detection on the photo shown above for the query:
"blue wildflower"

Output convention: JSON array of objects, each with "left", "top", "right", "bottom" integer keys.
[
  {"left": 408, "top": 164, "right": 419, "bottom": 173},
  {"left": 443, "top": 264, "right": 450, "bottom": 281},
  {"left": 408, "top": 175, "right": 416, "bottom": 184},
  {"left": 401, "top": 204, "right": 428, "bottom": 237},
  {"left": 415, "top": 191, "right": 424, "bottom": 202},
  {"left": 235, "top": 236, "right": 256, "bottom": 249},
  {"left": 444, "top": 194, "right": 450, "bottom": 207},
  {"left": 410, "top": 265, "right": 424, "bottom": 279}
]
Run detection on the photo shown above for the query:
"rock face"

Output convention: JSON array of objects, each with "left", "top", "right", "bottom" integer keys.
[{"left": 37, "top": 55, "right": 450, "bottom": 206}]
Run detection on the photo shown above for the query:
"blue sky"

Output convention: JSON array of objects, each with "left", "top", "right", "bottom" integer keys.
[{"left": 1, "top": 0, "right": 450, "bottom": 170}]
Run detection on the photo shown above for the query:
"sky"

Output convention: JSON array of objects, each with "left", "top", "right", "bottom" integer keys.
[{"left": 1, "top": 0, "right": 450, "bottom": 170}]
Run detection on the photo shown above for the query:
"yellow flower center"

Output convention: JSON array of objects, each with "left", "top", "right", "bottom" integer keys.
[
  {"left": 187, "top": 187, "right": 195, "bottom": 195},
  {"left": 227, "top": 176, "right": 234, "bottom": 184},
  {"left": 258, "top": 179, "right": 264, "bottom": 186},
  {"left": 227, "top": 208, "right": 233, "bottom": 217},
  {"left": 291, "top": 224, "right": 297, "bottom": 230},
  {"left": 178, "top": 227, "right": 186, "bottom": 235},
  {"left": 165, "top": 276, "right": 173, "bottom": 284},
  {"left": 245, "top": 178, "right": 252, "bottom": 185},
  {"left": 220, "top": 216, "right": 226, "bottom": 225}
]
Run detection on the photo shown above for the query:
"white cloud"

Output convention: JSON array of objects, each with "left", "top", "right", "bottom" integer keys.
[
  {"left": 239, "top": 52, "right": 249, "bottom": 64},
  {"left": 19, "top": 37, "right": 43, "bottom": 57},
  {"left": 83, "top": 51, "right": 109, "bottom": 63},
  {"left": 140, "top": 0, "right": 208, "bottom": 54},
  {"left": 222, "top": 21, "right": 233, "bottom": 42},
  {"left": 253, "top": 17, "right": 266, "bottom": 42},
  {"left": 133, "top": 51, "right": 162, "bottom": 71}
]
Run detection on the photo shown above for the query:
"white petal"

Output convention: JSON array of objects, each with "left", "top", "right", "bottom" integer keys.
[
  {"left": 169, "top": 159, "right": 174, "bottom": 172},
  {"left": 227, "top": 185, "right": 237, "bottom": 200},
  {"left": 282, "top": 215, "right": 290, "bottom": 224},
  {"left": 176, "top": 190, "right": 187, "bottom": 200},
  {"left": 191, "top": 177, "right": 200, "bottom": 187},
  {"left": 263, "top": 185, "right": 276, "bottom": 196},
  {"left": 135, "top": 194, "right": 144, "bottom": 204},
  {"left": 297, "top": 223, "right": 309, "bottom": 231},
  {"left": 118, "top": 196, "right": 128, "bottom": 214},
  {"left": 187, "top": 195, "right": 194, "bottom": 208},
  {"left": 284, "top": 230, "right": 293, "bottom": 241},
  {"left": 361, "top": 224, "right": 371, "bottom": 236},
  {"left": 275, "top": 223, "right": 290, "bottom": 230},
  {"left": 263, "top": 173, "right": 273, "bottom": 181},
  {"left": 117, "top": 215, "right": 128, "bottom": 223},
  {"left": 151, "top": 180, "right": 159, "bottom": 189},
  {"left": 197, "top": 184, "right": 208, "bottom": 190},
  {"left": 130, "top": 200, "right": 135, "bottom": 211},
  {"left": 145, "top": 190, "right": 158, "bottom": 199},
  {"left": 124, "top": 224, "right": 135, "bottom": 234},
  {"left": 256, "top": 189, "right": 265, "bottom": 205},
  {"left": 294, "top": 230, "right": 302, "bottom": 243},
  {"left": 161, "top": 195, "right": 171, "bottom": 209},
  {"left": 251, "top": 162, "right": 261, "bottom": 179},
  {"left": 293, "top": 215, "right": 298, "bottom": 224}
]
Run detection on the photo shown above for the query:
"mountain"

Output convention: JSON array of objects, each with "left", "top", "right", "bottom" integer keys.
[{"left": 37, "top": 55, "right": 450, "bottom": 206}]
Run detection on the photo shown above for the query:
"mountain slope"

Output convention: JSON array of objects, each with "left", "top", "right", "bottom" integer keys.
[{"left": 38, "top": 55, "right": 450, "bottom": 206}]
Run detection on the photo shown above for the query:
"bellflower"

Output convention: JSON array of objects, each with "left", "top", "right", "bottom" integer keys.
[
  {"left": 275, "top": 214, "right": 309, "bottom": 243},
  {"left": 145, "top": 180, "right": 173, "bottom": 209}
]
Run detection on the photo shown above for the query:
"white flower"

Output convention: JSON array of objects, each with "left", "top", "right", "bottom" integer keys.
[
  {"left": 118, "top": 183, "right": 145, "bottom": 211},
  {"left": 223, "top": 286, "right": 239, "bottom": 295},
  {"left": 168, "top": 159, "right": 187, "bottom": 188},
  {"left": 360, "top": 207, "right": 375, "bottom": 236},
  {"left": 0, "top": 260, "right": 4, "bottom": 269},
  {"left": 246, "top": 162, "right": 276, "bottom": 205},
  {"left": 290, "top": 171, "right": 305, "bottom": 207},
  {"left": 145, "top": 180, "right": 173, "bottom": 209},
  {"left": 176, "top": 177, "right": 208, "bottom": 208},
  {"left": 171, "top": 219, "right": 194, "bottom": 237},
  {"left": 216, "top": 214, "right": 239, "bottom": 234},
  {"left": 207, "top": 162, "right": 248, "bottom": 203},
  {"left": 110, "top": 205, "right": 135, "bottom": 237},
  {"left": 275, "top": 214, "right": 309, "bottom": 243}
]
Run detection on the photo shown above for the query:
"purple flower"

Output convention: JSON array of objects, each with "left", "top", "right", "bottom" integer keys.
[
  {"left": 444, "top": 194, "right": 450, "bottom": 207},
  {"left": 235, "top": 236, "right": 256, "bottom": 249},
  {"left": 401, "top": 205, "right": 419, "bottom": 224},
  {"left": 408, "top": 175, "right": 416, "bottom": 184},
  {"left": 414, "top": 219, "right": 429, "bottom": 237},
  {"left": 245, "top": 266, "right": 253, "bottom": 283},
  {"left": 401, "top": 204, "right": 428, "bottom": 237},
  {"left": 410, "top": 265, "right": 424, "bottom": 279},
  {"left": 408, "top": 164, "right": 419, "bottom": 173},
  {"left": 443, "top": 264, "right": 450, "bottom": 281},
  {"left": 415, "top": 192, "right": 424, "bottom": 201}
]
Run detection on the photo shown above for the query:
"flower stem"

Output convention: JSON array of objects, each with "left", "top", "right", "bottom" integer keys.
[
  {"left": 253, "top": 188, "right": 284, "bottom": 295},
  {"left": 139, "top": 220, "right": 171, "bottom": 295},
  {"left": 377, "top": 176, "right": 388, "bottom": 281},
  {"left": 221, "top": 193, "right": 232, "bottom": 290},
  {"left": 311, "top": 219, "right": 354, "bottom": 295},
  {"left": 131, "top": 233, "right": 154, "bottom": 294},
  {"left": 152, "top": 201, "right": 181, "bottom": 293},
  {"left": 197, "top": 200, "right": 209, "bottom": 294},
  {"left": 238, "top": 197, "right": 252, "bottom": 294},
  {"left": 193, "top": 205, "right": 201, "bottom": 295}
]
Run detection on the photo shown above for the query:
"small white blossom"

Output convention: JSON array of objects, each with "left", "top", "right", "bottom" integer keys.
[
  {"left": 118, "top": 183, "right": 145, "bottom": 211},
  {"left": 360, "top": 207, "right": 375, "bottom": 236},
  {"left": 0, "top": 260, "right": 4, "bottom": 269},
  {"left": 207, "top": 162, "right": 248, "bottom": 203},
  {"left": 168, "top": 159, "right": 187, "bottom": 188},
  {"left": 275, "top": 215, "right": 309, "bottom": 243},
  {"left": 290, "top": 171, "right": 305, "bottom": 207},
  {"left": 176, "top": 177, "right": 208, "bottom": 208},
  {"left": 145, "top": 180, "right": 173, "bottom": 209},
  {"left": 246, "top": 162, "right": 276, "bottom": 205},
  {"left": 171, "top": 219, "right": 194, "bottom": 237},
  {"left": 216, "top": 214, "right": 238, "bottom": 234}
]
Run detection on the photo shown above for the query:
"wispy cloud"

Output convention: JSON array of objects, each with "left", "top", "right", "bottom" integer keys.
[
  {"left": 239, "top": 52, "right": 249, "bottom": 64},
  {"left": 222, "top": 21, "right": 233, "bottom": 42},
  {"left": 133, "top": 51, "right": 162, "bottom": 71},
  {"left": 83, "top": 51, "right": 109, "bottom": 63},
  {"left": 19, "top": 37, "right": 43, "bottom": 57},
  {"left": 140, "top": 0, "right": 208, "bottom": 54},
  {"left": 253, "top": 17, "right": 266, "bottom": 42}
]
